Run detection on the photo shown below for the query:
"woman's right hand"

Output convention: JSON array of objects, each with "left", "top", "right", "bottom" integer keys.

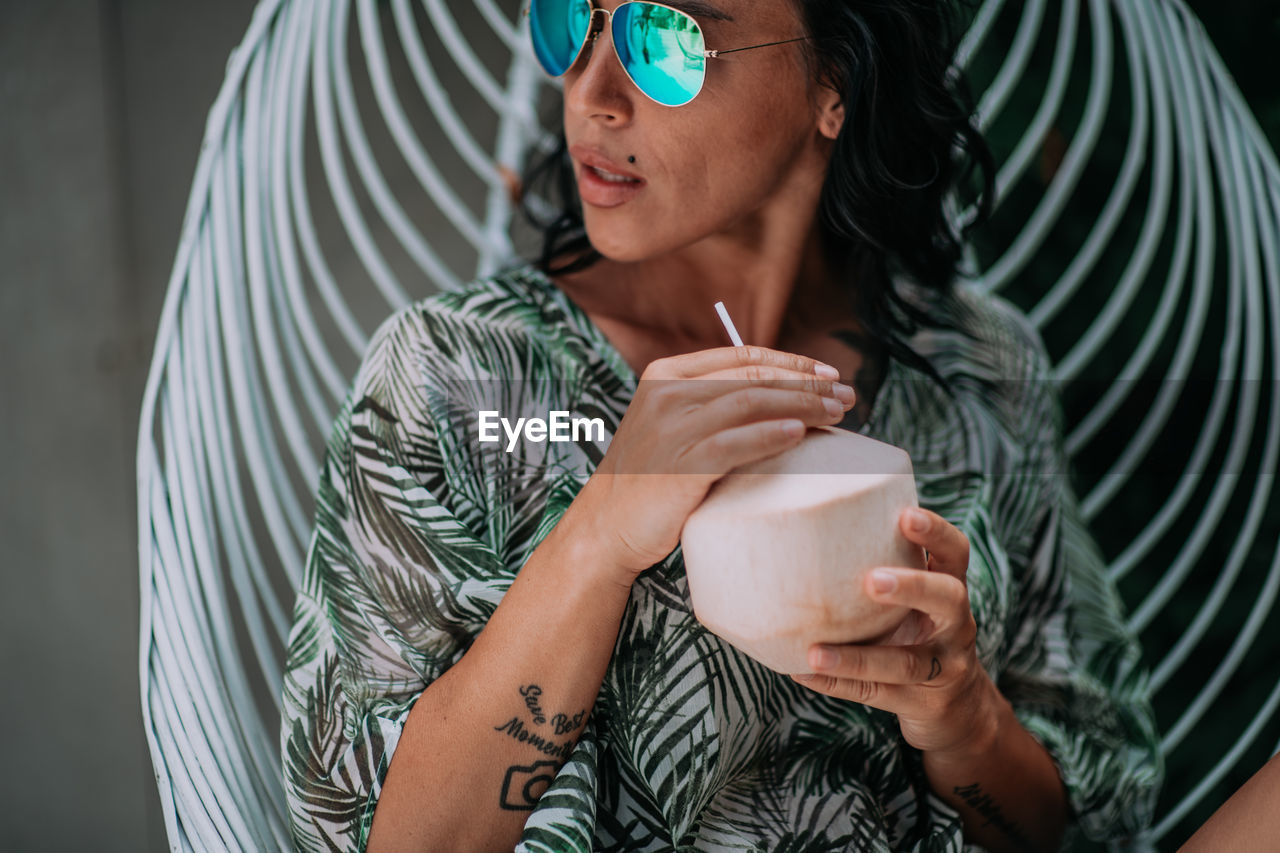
[{"left": 574, "top": 345, "right": 856, "bottom": 582}]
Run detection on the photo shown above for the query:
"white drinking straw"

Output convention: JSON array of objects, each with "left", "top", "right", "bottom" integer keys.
[{"left": 714, "top": 300, "right": 745, "bottom": 346}]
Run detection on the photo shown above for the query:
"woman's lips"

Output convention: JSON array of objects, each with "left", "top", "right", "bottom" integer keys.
[{"left": 576, "top": 161, "right": 645, "bottom": 208}]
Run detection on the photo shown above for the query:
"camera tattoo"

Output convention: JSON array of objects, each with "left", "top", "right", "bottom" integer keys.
[{"left": 498, "top": 761, "right": 558, "bottom": 810}]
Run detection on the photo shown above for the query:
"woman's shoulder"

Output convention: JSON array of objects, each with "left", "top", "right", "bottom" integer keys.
[
  {"left": 900, "top": 275, "right": 1051, "bottom": 386},
  {"left": 367, "top": 262, "right": 547, "bottom": 358},
  {"left": 339, "top": 263, "right": 553, "bottom": 427},
  {"left": 897, "top": 276, "right": 1060, "bottom": 450},
  {"left": 353, "top": 262, "right": 554, "bottom": 381}
]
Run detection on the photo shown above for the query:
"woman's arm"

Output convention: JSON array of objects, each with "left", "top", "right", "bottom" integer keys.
[
  {"left": 792, "top": 507, "right": 1068, "bottom": 852},
  {"left": 366, "top": 478, "right": 632, "bottom": 852},
  {"left": 921, "top": 673, "right": 1067, "bottom": 851},
  {"left": 1180, "top": 752, "right": 1280, "bottom": 852}
]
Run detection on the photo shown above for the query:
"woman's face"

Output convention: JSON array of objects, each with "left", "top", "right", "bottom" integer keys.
[{"left": 560, "top": 0, "right": 842, "bottom": 262}]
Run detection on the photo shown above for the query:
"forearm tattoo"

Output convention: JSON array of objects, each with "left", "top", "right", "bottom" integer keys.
[
  {"left": 520, "top": 684, "right": 586, "bottom": 734},
  {"left": 492, "top": 716, "right": 575, "bottom": 761},
  {"left": 520, "top": 684, "right": 548, "bottom": 724},
  {"left": 494, "top": 684, "right": 589, "bottom": 809},
  {"left": 952, "top": 783, "right": 1034, "bottom": 849}
]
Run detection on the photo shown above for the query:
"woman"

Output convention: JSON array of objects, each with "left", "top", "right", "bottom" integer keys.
[{"left": 281, "top": 1, "right": 1163, "bottom": 850}]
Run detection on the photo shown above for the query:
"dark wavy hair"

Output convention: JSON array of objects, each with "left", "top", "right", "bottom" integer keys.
[{"left": 514, "top": 0, "right": 996, "bottom": 395}]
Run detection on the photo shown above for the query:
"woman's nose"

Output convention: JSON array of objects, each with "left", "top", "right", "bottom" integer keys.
[{"left": 564, "top": 10, "right": 635, "bottom": 124}]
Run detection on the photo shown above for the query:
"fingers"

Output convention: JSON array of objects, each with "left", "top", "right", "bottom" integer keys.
[
  {"left": 650, "top": 345, "right": 840, "bottom": 382},
  {"left": 660, "top": 374, "right": 854, "bottom": 418},
  {"left": 799, "top": 643, "right": 941, "bottom": 685},
  {"left": 687, "top": 365, "right": 856, "bottom": 408},
  {"left": 790, "top": 673, "right": 904, "bottom": 711},
  {"left": 788, "top": 512, "right": 985, "bottom": 748},
  {"left": 676, "top": 385, "right": 853, "bottom": 474},
  {"left": 789, "top": 632, "right": 965, "bottom": 717},
  {"left": 696, "top": 385, "right": 852, "bottom": 432},
  {"left": 684, "top": 417, "right": 810, "bottom": 472},
  {"left": 863, "top": 566, "right": 970, "bottom": 635},
  {"left": 899, "top": 507, "right": 969, "bottom": 583},
  {"left": 634, "top": 348, "right": 856, "bottom": 471}
]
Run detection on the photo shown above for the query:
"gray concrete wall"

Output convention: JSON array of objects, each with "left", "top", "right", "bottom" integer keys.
[
  {"left": 2, "top": 2, "right": 518, "bottom": 849},
  {"left": 2, "top": 3, "right": 256, "bottom": 849}
]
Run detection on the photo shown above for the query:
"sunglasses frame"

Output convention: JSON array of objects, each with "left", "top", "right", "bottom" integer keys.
[{"left": 523, "top": 0, "right": 815, "bottom": 107}]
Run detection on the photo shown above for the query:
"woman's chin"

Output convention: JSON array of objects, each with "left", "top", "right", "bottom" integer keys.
[{"left": 582, "top": 227, "right": 655, "bottom": 264}]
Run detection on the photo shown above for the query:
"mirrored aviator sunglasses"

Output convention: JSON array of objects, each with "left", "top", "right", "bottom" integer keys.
[{"left": 524, "top": 0, "right": 814, "bottom": 107}]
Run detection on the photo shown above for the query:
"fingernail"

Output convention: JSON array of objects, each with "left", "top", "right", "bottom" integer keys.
[
  {"left": 871, "top": 569, "right": 897, "bottom": 594},
  {"left": 823, "top": 397, "right": 843, "bottom": 417},
  {"left": 814, "top": 362, "right": 840, "bottom": 379},
  {"left": 810, "top": 646, "right": 838, "bottom": 669},
  {"left": 831, "top": 382, "right": 856, "bottom": 404},
  {"left": 908, "top": 508, "right": 929, "bottom": 532}
]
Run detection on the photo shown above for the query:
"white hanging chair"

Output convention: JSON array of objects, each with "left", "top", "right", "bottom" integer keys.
[{"left": 136, "top": 0, "right": 1280, "bottom": 849}]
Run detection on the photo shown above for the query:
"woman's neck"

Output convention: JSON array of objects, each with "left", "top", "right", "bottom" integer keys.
[{"left": 551, "top": 230, "right": 858, "bottom": 359}]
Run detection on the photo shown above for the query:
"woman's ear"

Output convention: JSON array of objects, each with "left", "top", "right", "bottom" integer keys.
[
  {"left": 818, "top": 102, "right": 844, "bottom": 140},
  {"left": 815, "top": 76, "right": 845, "bottom": 141}
]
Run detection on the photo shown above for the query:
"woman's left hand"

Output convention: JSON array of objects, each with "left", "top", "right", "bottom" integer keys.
[{"left": 791, "top": 506, "right": 1001, "bottom": 758}]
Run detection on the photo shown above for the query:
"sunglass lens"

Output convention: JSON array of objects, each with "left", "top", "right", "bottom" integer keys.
[
  {"left": 529, "top": 0, "right": 594, "bottom": 77},
  {"left": 613, "top": 3, "right": 706, "bottom": 106}
]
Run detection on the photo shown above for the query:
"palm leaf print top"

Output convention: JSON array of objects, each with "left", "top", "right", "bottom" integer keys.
[{"left": 281, "top": 262, "right": 1162, "bottom": 851}]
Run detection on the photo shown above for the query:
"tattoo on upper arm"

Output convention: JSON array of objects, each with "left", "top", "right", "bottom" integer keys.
[
  {"left": 953, "top": 783, "right": 1034, "bottom": 849},
  {"left": 498, "top": 761, "right": 557, "bottom": 810},
  {"left": 927, "top": 657, "right": 941, "bottom": 681}
]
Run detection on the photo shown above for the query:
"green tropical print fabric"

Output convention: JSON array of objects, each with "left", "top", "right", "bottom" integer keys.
[{"left": 280, "top": 262, "right": 1162, "bottom": 851}]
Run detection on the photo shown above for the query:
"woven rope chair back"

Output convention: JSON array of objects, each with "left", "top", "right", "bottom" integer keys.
[{"left": 136, "top": 0, "right": 1280, "bottom": 848}]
